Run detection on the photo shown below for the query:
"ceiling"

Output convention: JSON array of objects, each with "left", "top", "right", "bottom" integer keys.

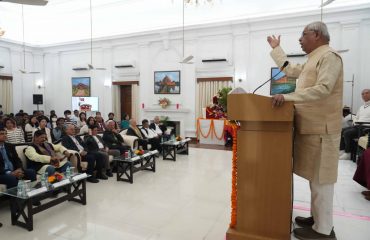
[{"left": 0, "top": 0, "right": 369, "bottom": 46}]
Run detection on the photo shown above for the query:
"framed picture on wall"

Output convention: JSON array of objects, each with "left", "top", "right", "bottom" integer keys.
[
  {"left": 72, "top": 77, "right": 91, "bottom": 97},
  {"left": 270, "top": 67, "right": 296, "bottom": 95},
  {"left": 154, "top": 70, "right": 180, "bottom": 94}
]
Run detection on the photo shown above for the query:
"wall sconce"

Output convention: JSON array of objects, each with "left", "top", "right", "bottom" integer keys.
[{"left": 238, "top": 78, "right": 243, "bottom": 82}]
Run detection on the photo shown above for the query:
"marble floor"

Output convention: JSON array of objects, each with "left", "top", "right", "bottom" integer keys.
[{"left": 0, "top": 148, "right": 369, "bottom": 240}]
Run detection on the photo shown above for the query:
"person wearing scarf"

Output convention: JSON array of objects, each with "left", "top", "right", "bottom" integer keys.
[{"left": 25, "top": 129, "right": 72, "bottom": 176}]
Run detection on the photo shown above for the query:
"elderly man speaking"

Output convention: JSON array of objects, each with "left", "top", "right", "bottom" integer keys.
[{"left": 267, "top": 21, "right": 343, "bottom": 240}]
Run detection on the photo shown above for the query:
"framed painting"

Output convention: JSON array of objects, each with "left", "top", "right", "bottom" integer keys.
[
  {"left": 72, "top": 77, "right": 91, "bottom": 97},
  {"left": 270, "top": 67, "right": 296, "bottom": 95},
  {"left": 154, "top": 71, "right": 180, "bottom": 94}
]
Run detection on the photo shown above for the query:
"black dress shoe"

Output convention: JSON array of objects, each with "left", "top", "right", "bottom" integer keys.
[
  {"left": 106, "top": 169, "right": 113, "bottom": 177},
  {"left": 87, "top": 177, "right": 99, "bottom": 183},
  {"left": 97, "top": 172, "right": 108, "bottom": 180},
  {"left": 295, "top": 216, "right": 315, "bottom": 228},
  {"left": 294, "top": 227, "right": 336, "bottom": 240}
]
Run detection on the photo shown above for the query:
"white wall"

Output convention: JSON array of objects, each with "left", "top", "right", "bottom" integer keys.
[{"left": 0, "top": 6, "right": 369, "bottom": 137}]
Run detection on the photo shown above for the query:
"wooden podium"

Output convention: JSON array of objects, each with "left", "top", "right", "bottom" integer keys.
[{"left": 226, "top": 94, "right": 294, "bottom": 240}]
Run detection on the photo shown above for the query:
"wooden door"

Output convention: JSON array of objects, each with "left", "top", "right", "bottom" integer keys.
[{"left": 120, "top": 85, "right": 132, "bottom": 119}]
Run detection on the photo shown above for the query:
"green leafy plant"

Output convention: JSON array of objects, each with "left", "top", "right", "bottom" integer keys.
[{"left": 217, "top": 86, "right": 232, "bottom": 112}]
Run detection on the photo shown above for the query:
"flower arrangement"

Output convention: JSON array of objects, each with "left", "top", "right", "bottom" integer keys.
[
  {"left": 158, "top": 97, "right": 171, "bottom": 108},
  {"left": 48, "top": 172, "right": 64, "bottom": 183}
]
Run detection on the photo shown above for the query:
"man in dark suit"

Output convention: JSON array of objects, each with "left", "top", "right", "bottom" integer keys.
[
  {"left": 141, "top": 119, "right": 161, "bottom": 152},
  {"left": 0, "top": 127, "right": 36, "bottom": 189},
  {"left": 61, "top": 124, "right": 105, "bottom": 182},
  {"left": 85, "top": 125, "right": 120, "bottom": 177},
  {"left": 102, "top": 120, "right": 130, "bottom": 154}
]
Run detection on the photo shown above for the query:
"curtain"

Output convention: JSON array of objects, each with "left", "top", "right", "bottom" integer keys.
[
  {"left": 196, "top": 80, "right": 230, "bottom": 119},
  {"left": 0, "top": 79, "right": 13, "bottom": 114},
  {"left": 112, "top": 85, "right": 121, "bottom": 121},
  {"left": 131, "top": 83, "right": 139, "bottom": 121}
]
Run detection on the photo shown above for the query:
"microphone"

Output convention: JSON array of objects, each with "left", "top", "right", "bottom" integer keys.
[{"left": 252, "top": 61, "right": 289, "bottom": 94}]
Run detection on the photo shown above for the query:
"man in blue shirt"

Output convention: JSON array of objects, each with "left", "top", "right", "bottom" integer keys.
[{"left": 0, "top": 127, "right": 36, "bottom": 189}]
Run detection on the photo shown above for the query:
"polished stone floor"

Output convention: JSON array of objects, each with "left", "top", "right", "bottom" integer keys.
[{"left": 0, "top": 148, "right": 369, "bottom": 239}]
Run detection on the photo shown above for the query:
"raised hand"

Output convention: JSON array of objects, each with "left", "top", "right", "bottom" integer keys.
[{"left": 267, "top": 35, "right": 281, "bottom": 49}]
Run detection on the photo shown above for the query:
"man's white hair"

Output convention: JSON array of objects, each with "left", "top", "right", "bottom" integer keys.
[{"left": 306, "top": 21, "right": 330, "bottom": 42}]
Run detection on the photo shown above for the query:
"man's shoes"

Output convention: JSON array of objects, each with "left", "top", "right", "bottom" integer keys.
[
  {"left": 87, "top": 176, "right": 99, "bottom": 183},
  {"left": 339, "top": 152, "right": 351, "bottom": 160},
  {"left": 106, "top": 169, "right": 113, "bottom": 177},
  {"left": 294, "top": 227, "right": 336, "bottom": 240},
  {"left": 361, "top": 190, "right": 370, "bottom": 197},
  {"left": 295, "top": 216, "right": 315, "bottom": 228},
  {"left": 97, "top": 172, "right": 108, "bottom": 180}
]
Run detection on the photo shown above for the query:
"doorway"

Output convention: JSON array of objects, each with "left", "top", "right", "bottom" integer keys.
[{"left": 120, "top": 85, "right": 132, "bottom": 119}]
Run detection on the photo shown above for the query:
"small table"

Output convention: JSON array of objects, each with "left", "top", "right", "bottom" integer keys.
[
  {"left": 1, "top": 173, "right": 88, "bottom": 231},
  {"left": 113, "top": 150, "right": 157, "bottom": 184},
  {"left": 161, "top": 138, "right": 191, "bottom": 161}
]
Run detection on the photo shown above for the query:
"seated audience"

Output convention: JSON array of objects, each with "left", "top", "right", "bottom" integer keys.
[
  {"left": 0, "top": 127, "right": 36, "bottom": 189},
  {"left": 62, "top": 124, "right": 105, "bottom": 182},
  {"left": 80, "top": 116, "right": 96, "bottom": 135},
  {"left": 52, "top": 117, "right": 65, "bottom": 142},
  {"left": 141, "top": 119, "right": 161, "bottom": 152},
  {"left": 120, "top": 113, "right": 130, "bottom": 130},
  {"left": 25, "top": 115, "right": 38, "bottom": 132},
  {"left": 25, "top": 129, "right": 72, "bottom": 176},
  {"left": 33, "top": 116, "right": 52, "bottom": 143},
  {"left": 85, "top": 125, "right": 120, "bottom": 177},
  {"left": 106, "top": 112, "right": 119, "bottom": 130},
  {"left": 95, "top": 115, "right": 106, "bottom": 132},
  {"left": 72, "top": 110, "right": 80, "bottom": 123},
  {"left": 64, "top": 110, "right": 77, "bottom": 126},
  {"left": 126, "top": 119, "right": 149, "bottom": 150},
  {"left": 77, "top": 112, "right": 87, "bottom": 128},
  {"left": 342, "top": 106, "right": 355, "bottom": 129},
  {"left": 4, "top": 118, "right": 25, "bottom": 144},
  {"left": 149, "top": 116, "right": 169, "bottom": 141},
  {"left": 102, "top": 120, "right": 129, "bottom": 154},
  {"left": 340, "top": 89, "right": 370, "bottom": 160},
  {"left": 47, "top": 113, "right": 58, "bottom": 129}
]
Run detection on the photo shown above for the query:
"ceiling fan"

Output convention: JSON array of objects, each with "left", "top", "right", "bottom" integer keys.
[
  {"left": 0, "top": 0, "right": 48, "bottom": 6},
  {"left": 319, "top": 0, "right": 335, "bottom": 21},
  {"left": 87, "top": 0, "right": 105, "bottom": 71},
  {"left": 19, "top": 4, "right": 40, "bottom": 74},
  {"left": 179, "top": 0, "right": 193, "bottom": 64}
]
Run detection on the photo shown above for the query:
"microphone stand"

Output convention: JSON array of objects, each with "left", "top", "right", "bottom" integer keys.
[
  {"left": 253, "top": 68, "right": 284, "bottom": 94},
  {"left": 345, "top": 74, "right": 354, "bottom": 121}
]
